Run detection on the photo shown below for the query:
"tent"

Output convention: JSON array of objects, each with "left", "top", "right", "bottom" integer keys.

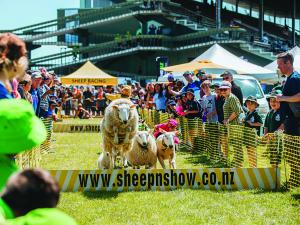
[
  {"left": 192, "top": 44, "right": 277, "bottom": 83},
  {"left": 163, "top": 60, "right": 229, "bottom": 72},
  {"left": 61, "top": 61, "right": 118, "bottom": 86},
  {"left": 264, "top": 46, "right": 300, "bottom": 72}
]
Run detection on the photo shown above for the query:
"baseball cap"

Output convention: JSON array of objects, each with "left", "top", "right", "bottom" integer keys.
[
  {"left": 211, "top": 82, "right": 221, "bottom": 88},
  {"left": 200, "top": 80, "right": 211, "bottom": 87},
  {"left": 195, "top": 69, "right": 206, "bottom": 77},
  {"left": 31, "top": 71, "right": 42, "bottom": 79},
  {"left": 219, "top": 81, "right": 232, "bottom": 89},
  {"left": 183, "top": 71, "right": 193, "bottom": 77},
  {"left": 220, "top": 71, "right": 233, "bottom": 77},
  {"left": 0, "top": 99, "right": 47, "bottom": 154},
  {"left": 49, "top": 100, "right": 57, "bottom": 106},
  {"left": 186, "top": 88, "right": 195, "bottom": 95}
]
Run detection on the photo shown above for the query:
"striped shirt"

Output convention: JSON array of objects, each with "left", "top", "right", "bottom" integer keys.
[
  {"left": 223, "top": 93, "right": 242, "bottom": 125},
  {"left": 38, "top": 84, "right": 50, "bottom": 111}
]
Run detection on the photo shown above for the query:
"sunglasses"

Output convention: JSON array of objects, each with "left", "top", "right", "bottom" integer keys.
[{"left": 222, "top": 77, "right": 230, "bottom": 80}]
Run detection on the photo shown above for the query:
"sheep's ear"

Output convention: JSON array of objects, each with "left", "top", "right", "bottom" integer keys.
[
  {"left": 174, "top": 130, "right": 180, "bottom": 135},
  {"left": 130, "top": 104, "right": 137, "bottom": 109},
  {"left": 159, "top": 128, "right": 166, "bottom": 133},
  {"left": 112, "top": 105, "right": 119, "bottom": 110}
]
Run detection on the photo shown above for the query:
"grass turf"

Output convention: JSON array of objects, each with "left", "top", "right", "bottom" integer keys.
[{"left": 40, "top": 121, "right": 300, "bottom": 225}]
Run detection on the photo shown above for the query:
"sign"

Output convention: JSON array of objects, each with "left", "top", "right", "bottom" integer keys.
[
  {"left": 53, "top": 124, "right": 100, "bottom": 133},
  {"left": 49, "top": 168, "right": 280, "bottom": 192}
]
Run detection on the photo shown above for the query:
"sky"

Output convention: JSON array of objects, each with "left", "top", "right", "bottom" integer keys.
[
  {"left": 0, "top": 0, "right": 79, "bottom": 30},
  {"left": 0, "top": 0, "right": 80, "bottom": 58}
]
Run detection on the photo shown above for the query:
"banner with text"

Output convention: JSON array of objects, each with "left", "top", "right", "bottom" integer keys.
[{"left": 49, "top": 168, "right": 280, "bottom": 192}]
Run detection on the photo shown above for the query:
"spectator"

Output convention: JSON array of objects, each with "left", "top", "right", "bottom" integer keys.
[
  {"left": 83, "top": 87, "right": 93, "bottom": 112},
  {"left": 195, "top": 69, "right": 207, "bottom": 98},
  {"left": 184, "top": 89, "right": 200, "bottom": 119},
  {"left": 264, "top": 90, "right": 284, "bottom": 168},
  {"left": 175, "top": 95, "right": 185, "bottom": 117},
  {"left": 153, "top": 83, "right": 166, "bottom": 112},
  {"left": 168, "top": 71, "right": 201, "bottom": 99},
  {"left": 220, "top": 81, "right": 244, "bottom": 166},
  {"left": 201, "top": 80, "right": 218, "bottom": 123},
  {"left": 146, "top": 83, "right": 155, "bottom": 109},
  {"left": 0, "top": 99, "right": 47, "bottom": 192},
  {"left": 166, "top": 100, "right": 177, "bottom": 117},
  {"left": 29, "top": 72, "right": 43, "bottom": 116},
  {"left": 1, "top": 169, "right": 77, "bottom": 224},
  {"left": 220, "top": 71, "right": 243, "bottom": 106},
  {"left": 72, "top": 87, "right": 82, "bottom": 115},
  {"left": 244, "top": 96, "right": 263, "bottom": 167},
  {"left": 38, "top": 75, "right": 53, "bottom": 118},
  {"left": 75, "top": 103, "right": 91, "bottom": 119},
  {"left": 44, "top": 100, "right": 58, "bottom": 122},
  {"left": 276, "top": 52, "right": 300, "bottom": 186},
  {"left": 19, "top": 74, "right": 32, "bottom": 104},
  {"left": 0, "top": 33, "right": 28, "bottom": 99},
  {"left": 212, "top": 82, "right": 225, "bottom": 123},
  {"left": 121, "top": 85, "right": 131, "bottom": 99},
  {"left": 96, "top": 87, "right": 107, "bottom": 116},
  {"left": 148, "top": 24, "right": 157, "bottom": 35},
  {"left": 156, "top": 27, "right": 162, "bottom": 35}
]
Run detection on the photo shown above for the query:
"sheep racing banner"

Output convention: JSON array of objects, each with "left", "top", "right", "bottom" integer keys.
[
  {"left": 53, "top": 124, "right": 100, "bottom": 133},
  {"left": 49, "top": 168, "right": 280, "bottom": 192}
]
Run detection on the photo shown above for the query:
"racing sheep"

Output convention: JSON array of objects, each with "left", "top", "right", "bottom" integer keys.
[
  {"left": 156, "top": 129, "right": 179, "bottom": 169},
  {"left": 97, "top": 151, "right": 111, "bottom": 169},
  {"left": 101, "top": 98, "right": 139, "bottom": 168},
  {"left": 125, "top": 131, "right": 157, "bottom": 169}
]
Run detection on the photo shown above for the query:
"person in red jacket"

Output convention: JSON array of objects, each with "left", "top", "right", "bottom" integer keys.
[{"left": 153, "top": 119, "right": 180, "bottom": 144}]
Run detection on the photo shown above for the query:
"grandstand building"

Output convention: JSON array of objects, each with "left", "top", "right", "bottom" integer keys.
[{"left": 3, "top": 0, "right": 299, "bottom": 80}]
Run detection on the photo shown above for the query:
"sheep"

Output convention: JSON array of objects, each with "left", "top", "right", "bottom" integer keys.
[
  {"left": 97, "top": 152, "right": 111, "bottom": 169},
  {"left": 101, "top": 98, "right": 139, "bottom": 168},
  {"left": 156, "top": 129, "right": 179, "bottom": 169},
  {"left": 125, "top": 131, "right": 157, "bottom": 169}
]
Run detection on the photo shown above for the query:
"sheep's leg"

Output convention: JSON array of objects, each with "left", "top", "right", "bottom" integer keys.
[
  {"left": 123, "top": 127, "right": 132, "bottom": 144},
  {"left": 113, "top": 127, "right": 119, "bottom": 144},
  {"left": 170, "top": 151, "right": 176, "bottom": 169},
  {"left": 158, "top": 155, "right": 166, "bottom": 169}
]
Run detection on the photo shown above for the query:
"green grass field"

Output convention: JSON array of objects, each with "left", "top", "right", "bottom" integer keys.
[{"left": 40, "top": 120, "right": 300, "bottom": 225}]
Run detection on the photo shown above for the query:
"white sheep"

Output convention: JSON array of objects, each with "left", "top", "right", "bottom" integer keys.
[
  {"left": 156, "top": 129, "right": 179, "bottom": 169},
  {"left": 101, "top": 98, "right": 139, "bottom": 168},
  {"left": 97, "top": 152, "right": 111, "bottom": 169},
  {"left": 125, "top": 131, "right": 157, "bottom": 169}
]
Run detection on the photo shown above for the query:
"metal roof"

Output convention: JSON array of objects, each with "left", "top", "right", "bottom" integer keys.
[{"left": 224, "top": 0, "right": 298, "bottom": 19}]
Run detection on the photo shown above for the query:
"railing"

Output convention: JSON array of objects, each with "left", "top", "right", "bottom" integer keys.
[{"left": 29, "top": 28, "right": 246, "bottom": 69}]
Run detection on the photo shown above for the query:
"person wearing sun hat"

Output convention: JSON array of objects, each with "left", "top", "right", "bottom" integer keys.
[
  {"left": 264, "top": 90, "right": 284, "bottom": 167},
  {"left": 243, "top": 95, "right": 263, "bottom": 167},
  {"left": 0, "top": 99, "right": 47, "bottom": 221}
]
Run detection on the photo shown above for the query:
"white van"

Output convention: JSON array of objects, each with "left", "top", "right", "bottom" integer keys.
[{"left": 158, "top": 73, "right": 269, "bottom": 121}]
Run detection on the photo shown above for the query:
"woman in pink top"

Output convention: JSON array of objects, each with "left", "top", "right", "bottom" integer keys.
[{"left": 153, "top": 119, "right": 180, "bottom": 144}]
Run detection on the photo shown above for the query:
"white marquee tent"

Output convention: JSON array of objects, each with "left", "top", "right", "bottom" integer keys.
[
  {"left": 264, "top": 46, "right": 300, "bottom": 72},
  {"left": 193, "top": 44, "right": 277, "bottom": 83}
]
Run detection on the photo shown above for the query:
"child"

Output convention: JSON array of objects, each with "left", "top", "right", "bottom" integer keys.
[
  {"left": 175, "top": 95, "right": 185, "bottom": 117},
  {"left": 184, "top": 89, "right": 200, "bottom": 119},
  {"left": 244, "top": 96, "right": 263, "bottom": 167},
  {"left": 264, "top": 90, "right": 284, "bottom": 167},
  {"left": 153, "top": 119, "right": 180, "bottom": 144},
  {"left": 200, "top": 80, "right": 218, "bottom": 123}
]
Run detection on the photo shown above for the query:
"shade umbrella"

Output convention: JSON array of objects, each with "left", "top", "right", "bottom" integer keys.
[{"left": 163, "top": 60, "right": 229, "bottom": 72}]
